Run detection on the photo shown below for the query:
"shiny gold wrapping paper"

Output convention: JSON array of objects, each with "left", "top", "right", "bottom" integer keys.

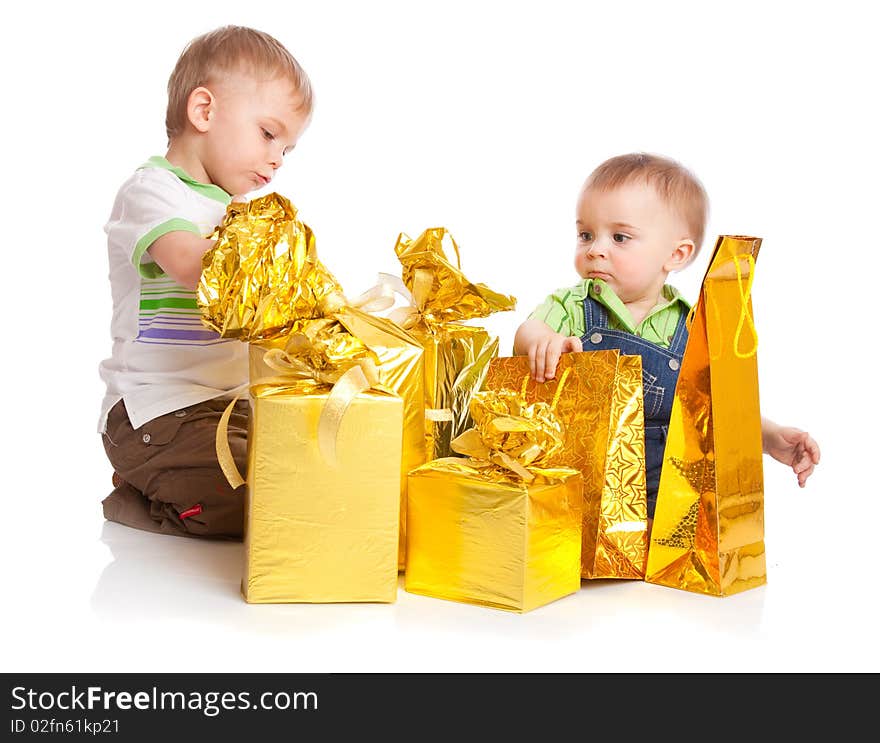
[
  {"left": 198, "top": 193, "right": 344, "bottom": 341},
  {"left": 484, "top": 351, "right": 648, "bottom": 579},
  {"left": 243, "top": 386, "right": 403, "bottom": 603},
  {"left": 404, "top": 388, "right": 582, "bottom": 612},
  {"left": 418, "top": 324, "right": 498, "bottom": 460},
  {"left": 646, "top": 235, "right": 766, "bottom": 597},
  {"left": 250, "top": 308, "right": 427, "bottom": 571},
  {"left": 405, "top": 462, "right": 582, "bottom": 612},
  {"left": 390, "top": 228, "right": 516, "bottom": 460}
]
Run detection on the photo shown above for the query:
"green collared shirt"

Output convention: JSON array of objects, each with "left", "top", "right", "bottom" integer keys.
[{"left": 527, "top": 278, "right": 691, "bottom": 348}]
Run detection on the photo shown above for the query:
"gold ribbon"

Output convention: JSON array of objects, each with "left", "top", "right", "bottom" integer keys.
[
  {"left": 450, "top": 368, "right": 571, "bottom": 483},
  {"left": 387, "top": 267, "right": 437, "bottom": 331},
  {"left": 215, "top": 326, "right": 385, "bottom": 489}
]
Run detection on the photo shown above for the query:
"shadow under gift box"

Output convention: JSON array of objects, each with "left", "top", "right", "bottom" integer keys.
[
  {"left": 404, "top": 460, "right": 583, "bottom": 613},
  {"left": 242, "top": 383, "right": 403, "bottom": 604}
]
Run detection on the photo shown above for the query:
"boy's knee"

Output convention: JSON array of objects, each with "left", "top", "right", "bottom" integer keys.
[{"left": 152, "top": 469, "right": 245, "bottom": 540}]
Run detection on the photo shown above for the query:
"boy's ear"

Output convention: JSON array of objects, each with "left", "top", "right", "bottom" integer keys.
[
  {"left": 187, "top": 87, "right": 214, "bottom": 133},
  {"left": 666, "top": 238, "right": 695, "bottom": 272}
]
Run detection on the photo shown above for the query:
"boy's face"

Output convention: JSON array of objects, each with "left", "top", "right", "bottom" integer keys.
[
  {"left": 574, "top": 181, "right": 694, "bottom": 305},
  {"left": 199, "top": 73, "right": 311, "bottom": 196}
]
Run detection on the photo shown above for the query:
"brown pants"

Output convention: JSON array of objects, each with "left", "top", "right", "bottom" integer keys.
[{"left": 101, "top": 398, "right": 249, "bottom": 540}]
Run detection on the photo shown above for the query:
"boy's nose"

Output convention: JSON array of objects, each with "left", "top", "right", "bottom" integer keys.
[{"left": 586, "top": 240, "right": 607, "bottom": 257}]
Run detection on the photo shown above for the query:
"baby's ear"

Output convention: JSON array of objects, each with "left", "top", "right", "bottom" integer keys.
[
  {"left": 667, "top": 238, "right": 695, "bottom": 272},
  {"left": 187, "top": 86, "right": 214, "bottom": 133}
]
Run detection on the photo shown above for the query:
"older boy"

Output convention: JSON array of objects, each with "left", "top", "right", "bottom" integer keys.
[
  {"left": 98, "top": 26, "right": 313, "bottom": 538},
  {"left": 514, "top": 153, "right": 820, "bottom": 521}
]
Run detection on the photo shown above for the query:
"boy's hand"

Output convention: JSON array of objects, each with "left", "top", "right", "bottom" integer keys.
[
  {"left": 762, "top": 421, "right": 821, "bottom": 487},
  {"left": 528, "top": 333, "right": 582, "bottom": 383}
]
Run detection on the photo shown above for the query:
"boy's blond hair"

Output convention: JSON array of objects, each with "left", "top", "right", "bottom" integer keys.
[
  {"left": 165, "top": 25, "right": 314, "bottom": 142},
  {"left": 584, "top": 152, "right": 709, "bottom": 256}
]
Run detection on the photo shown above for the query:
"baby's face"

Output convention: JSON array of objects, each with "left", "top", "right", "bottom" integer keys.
[
  {"left": 574, "top": 182, "right": 692, "bottom": 305},
  {"left": 200, "top": 72, "right": 311, "bottom": 196}
]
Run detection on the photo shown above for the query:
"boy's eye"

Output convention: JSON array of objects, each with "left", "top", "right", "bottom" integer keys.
[
  {"left": 578, "top": 231, "right": 593, "bottom": 242},
  {"left": 262, "top": 128, "right": 275, "bottom": 141},
  {"left": 613, "top": 233, "right": 630, "bottom": 243}
]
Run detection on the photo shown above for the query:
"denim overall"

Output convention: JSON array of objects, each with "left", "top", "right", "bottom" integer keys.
[{"left": 580, "top": 292, "right": 689, "bottom": 518}]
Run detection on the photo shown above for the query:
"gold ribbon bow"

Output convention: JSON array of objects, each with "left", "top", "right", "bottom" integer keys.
[
  {"left": 216, "top": 322, "right": 386, "bottom": 489},
  {"left": 449, "top": 369, "right": 571, "bottom": 483}
]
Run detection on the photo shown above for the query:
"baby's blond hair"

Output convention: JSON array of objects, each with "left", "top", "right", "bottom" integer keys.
[
  {"left": 584, "top": 152, "right": 709, "bottom": 256},
  {"left": 165, "top": 25, "right": 313, "bottom": 142}
]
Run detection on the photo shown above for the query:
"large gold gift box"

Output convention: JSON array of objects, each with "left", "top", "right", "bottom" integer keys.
[
  {"left": 485, "top": 351, "right": 648, "bottom": 579},
  {"left": 646, "top": 235, "right": 766, "bottom": 596},
  {"left": 250, "top": 308, "right": 427, "bottom": 572},
  {"left": 243, "top": 376, "right": 403, "bottom": 603},
  {"left": 404, "top": 387, "right": 583, "bottom": 613},
  {"left": 388, "top": 228, "right": 516, "bottom": 461}
]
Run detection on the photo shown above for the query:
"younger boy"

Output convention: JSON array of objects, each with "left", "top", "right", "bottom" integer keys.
[
  {"left": 514, "top": 153, "right": 820, "bottom": 522},
  {"left": 98, "top": 26, "right": 313, "bottom": 539}
]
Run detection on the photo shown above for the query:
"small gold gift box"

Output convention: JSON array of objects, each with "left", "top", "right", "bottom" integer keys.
[
  {"left": 404, "top": 385, "right": 582, "bottom": 612},
  {"left": 405, "top": 461, "right": 582, "bottom": 612}
]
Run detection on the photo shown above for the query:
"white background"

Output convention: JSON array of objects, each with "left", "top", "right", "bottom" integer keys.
[{"left": 1, "top": 0, "right": 877, "bottom": 672}]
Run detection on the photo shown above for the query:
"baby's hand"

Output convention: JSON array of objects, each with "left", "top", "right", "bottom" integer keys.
[
  {"left": 528, "top": 333, "right": 582, "bottom": 383},
  {"left": 763, "top": 423, "right": 821, "bottom": 487}
]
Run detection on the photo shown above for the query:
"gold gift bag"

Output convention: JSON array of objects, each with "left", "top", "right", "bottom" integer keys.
[
  {"left": 388, "top": 227, "right": 516, "bottom": 460},
  {"left": 405, "top": 386, "right": 582, "bottom": 613},
  {"left": 645, "top": 235, "right": 765, "bottom": 596},
  {"left": 485, "top": 351, "right": 648, "bottom": 579}
]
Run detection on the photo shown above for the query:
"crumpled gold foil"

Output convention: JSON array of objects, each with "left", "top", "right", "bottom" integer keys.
[
  {"left": 646, "top": 235, "right": 766, "bottom": 596},
  {"left": 198, "top": 193, "right": 344, "bottom": 341},
  {"left": 405, "top": 388, "right": 582, "bottom": 612},
  {"left": 485, "top": 351, "right": 648, "bottom": 579},
  {"left": 392, "top": 228, "right": 516, "bottom": 327},
  {"left": 387, "top": 228, "right": 516, "bottom": 459}
]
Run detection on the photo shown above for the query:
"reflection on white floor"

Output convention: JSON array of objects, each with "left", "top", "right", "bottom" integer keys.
[{"left": 5, "top": 464, "right": 876, "bottom": 673}]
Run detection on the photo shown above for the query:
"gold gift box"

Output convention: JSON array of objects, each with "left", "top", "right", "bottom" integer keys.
[
  {"left": 484, "top": 351, "right": 648, "bottom": 579},
  {"left": 250, "top": 307, "right": 427, "bottom": 572},
  {"left": 405, "top": 459, "right": 582, "bottom": 612},
  {"left": 243, "top": 378, "right": 403, "bottom": 603}
]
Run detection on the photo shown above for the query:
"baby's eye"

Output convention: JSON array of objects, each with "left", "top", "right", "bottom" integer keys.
[
  {"left": 578, "top": 231, "right": 593, "bottom": 242},
  {"left": 612, "top": 233, "right": 630, "bottom": 243},
  {"left": 262, "top": 128, "right": 276, "bottom": 141}
]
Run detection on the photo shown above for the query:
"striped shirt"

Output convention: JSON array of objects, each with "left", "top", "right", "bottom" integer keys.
[
  {"left": 527, "top": 278, "right": 690, "bottom": 347},
  {"left": 97, "top": 157, "right": 248, "bottom": 432}
]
